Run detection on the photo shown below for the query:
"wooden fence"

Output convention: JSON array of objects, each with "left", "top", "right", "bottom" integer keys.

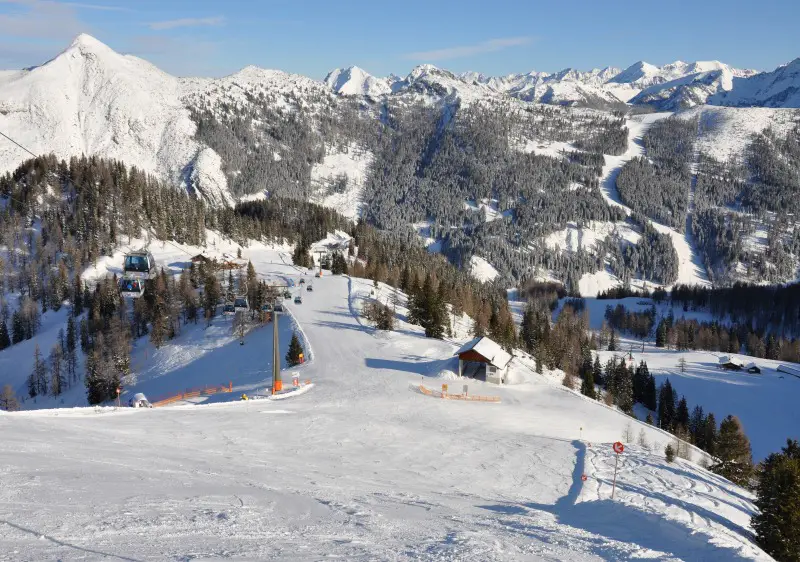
[
  {"left": 418, "top": 383, "right": 500, "bottom": 403},
  {"left": 151, "top": 382, "right": 233, "bottom": 407}
]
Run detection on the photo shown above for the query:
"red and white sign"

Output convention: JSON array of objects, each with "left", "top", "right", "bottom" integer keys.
[
  {"left": 581, "top": 474, "right": 588, "bottom": 481},
  {"left": 613, "top": 441, "right": 625, "bottom": 454}
]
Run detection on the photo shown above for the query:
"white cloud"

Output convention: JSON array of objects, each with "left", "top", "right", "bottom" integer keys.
[
  {"left": 404, "top": 36, "right": 532, "bottom": 61},
  {"left": 148, "top": 16, "right": 224, "bottom": 31}
]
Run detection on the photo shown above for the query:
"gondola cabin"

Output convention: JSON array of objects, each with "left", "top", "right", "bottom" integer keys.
[
  {"left": 234, "top": 296, "right": 249, "bottom": 313},
  {"left": 123, "top": 251, "right": 157, "bottom": 279},
  {"left": 118, "top": 276, "right": 145, "bottom": 298},
  {"left": 223, "top": 303, "right": 236, "bottom": 315}
]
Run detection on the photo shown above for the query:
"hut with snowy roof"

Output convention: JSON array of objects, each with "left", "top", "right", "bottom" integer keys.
[{"left": 455, "top": 336, "right": 512, "bottom": 385}]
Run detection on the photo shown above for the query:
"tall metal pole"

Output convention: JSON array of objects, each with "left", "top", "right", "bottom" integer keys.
[{"left": 272, "top": 305, "right": 282, "bottom": 394}]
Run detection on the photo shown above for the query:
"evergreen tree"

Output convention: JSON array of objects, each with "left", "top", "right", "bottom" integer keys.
[
  {"left": 11, "top": 310, "right": 24, "bottom": 344},
  {"left": 704, "top": 413, "right": 718, "bottom": 456},
  {"left": 84, "top": 346, "right": 119, "bottom": 405},
  {"left": 72, "top": 276, "right": 83, "bottom": 315},
  {"left": 203, "top": 270, "right": 221, "bottom": 322},
  {"left": 32, "top": 344, "right": 48, "bottom": 397},
  {"left": 615, "top": 362, "right": 635, "bottom": 414},
  {"left": 286, "top": 332, "right": 304, "bottom": 367},
  {"left": 656, "top": 319, "right": 667, "bottom": 347},
  {"left": 658, "top": 379, "right": 676, "bottom": 430},
  {"left": 689, "top": 405, "right": 705, "bottom": 448},
  {"left": 49, "top": 344, "right": 65, "bottom": 397},
  {"left": 608, "top": 329, "right": 618, "bottom": 351},
  {"left": 79, "top": 318, "right": 91, "bottom": 353},
  {"left": 0, "top": 319, "right": 9, "bottom": 350},
  {"left": 0, "top": 384, "right": 20, "bottom": 411},
  {"left": 753, "top": 439, "right": 800, "bottom": 562},
  {"left": 592, "top": 355, "right": 603, "bottom": 385},
  {"left": 676, "top": 396, "right": 690, "bottom": 430},
  {"left": 27, "top": 370, "right": 36, "bottom": 398},
  {"left": 711, "top": 415, "right": 753, "bottom": 486},
  {"left": 645, "top": 413, "right": 654, "bottom": 425},
  {"left": 645, "top": 374, "right": 657, "bottom": 411},
  {"left": 580, "top": 367, "right": 597, "bottom": 399}
]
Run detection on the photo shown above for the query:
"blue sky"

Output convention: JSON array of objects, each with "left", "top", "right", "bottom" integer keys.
[{"left": 0, "top": 0, "right": 797, "bottom": 78}]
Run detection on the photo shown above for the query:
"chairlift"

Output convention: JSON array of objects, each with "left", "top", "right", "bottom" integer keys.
[
  {"left": 223, "top": 302, "right": 236, "bottom": 315},
  {"left": 118, "top": 276, "right": 145, "bottom": 298},
  {"left": 261, "top": 303, "right": 273, "bottom": 312},
  {"left": 123, "top": 250, "right": 157, "bottom": 280}
]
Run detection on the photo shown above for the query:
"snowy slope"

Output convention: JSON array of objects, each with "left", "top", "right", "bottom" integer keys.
[
  {"left": 678, "top": 105, "right": 799, "bottom": 162},
  {"left": 593, "top": 112, "right": 710, "bottom": 292},
  {"left": 0, "top": 250, "right": 772, "bottom": 560},
  {"left": 0, "top": 34, "right": 231, "bottom": 206},
  {"left": 310, "top": 143, "right": 373, "bottom": 220},
  {"left": 710, "top": 58, "right": 800, "bottom": 108}
]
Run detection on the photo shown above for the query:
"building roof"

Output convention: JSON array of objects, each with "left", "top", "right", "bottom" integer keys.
[{"left": 455, "top": 337, "right": 512, "bottom": 368}]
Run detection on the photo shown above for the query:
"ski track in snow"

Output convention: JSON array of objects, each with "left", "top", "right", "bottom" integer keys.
[
  {"left": 0, "top": 241, "right": 771, "bottom": 561},
  {"left": 597, "top": 113, "right": 711, "bottom": 289}
]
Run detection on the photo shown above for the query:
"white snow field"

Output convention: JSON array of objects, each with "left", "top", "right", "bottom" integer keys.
[{"left": 0, "top": 245, "right": 771, "bottom": 560}]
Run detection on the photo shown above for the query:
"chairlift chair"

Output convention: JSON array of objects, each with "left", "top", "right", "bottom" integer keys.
[
  {"left": 223, "top": 302, "right": 236, "bottom": 315},
  {"left": 118, "top": 276, "right": 145, "bottom": 298}
]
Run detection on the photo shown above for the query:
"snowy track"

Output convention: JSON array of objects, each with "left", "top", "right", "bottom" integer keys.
[
  {"left": 597, "top": 113, "right": 710, "bottom": 289},
  {"left": 0, "top": 258, "right": 768, "bottom": 560}
]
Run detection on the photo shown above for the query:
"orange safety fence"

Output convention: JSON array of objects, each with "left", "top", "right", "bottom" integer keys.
[
  {"left": 418, "top": 383, "right": 500, "bottom": 403},
  {"left": 152, "top": 382, "right": 233, "bottom": 407}
]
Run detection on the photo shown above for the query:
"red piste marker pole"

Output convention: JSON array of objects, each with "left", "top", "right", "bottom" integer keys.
[{"left": 612, "top": 441, "right": 624, "bottom": 499}]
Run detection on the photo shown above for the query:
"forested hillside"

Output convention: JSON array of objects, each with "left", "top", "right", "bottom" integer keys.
[{"left": 692, "top": 121, "right": 800, "bottom": 284}]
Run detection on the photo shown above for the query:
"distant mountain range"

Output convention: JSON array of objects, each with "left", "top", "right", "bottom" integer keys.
[
  {"left": 325, "top": 58, "right": 800, "bottom": 111},
  {"left": 0, "top": 34, "right": 797, "bottom": 210}
]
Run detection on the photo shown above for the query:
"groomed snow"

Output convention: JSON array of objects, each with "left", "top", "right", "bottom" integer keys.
[{"left": 0, "top": 242, "right": 773, "bottom": 560}]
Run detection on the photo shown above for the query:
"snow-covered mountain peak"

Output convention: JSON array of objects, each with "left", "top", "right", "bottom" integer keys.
[
  {"left": 609, "top": 61, "right": 660, "bottom": 84},
  {"left": 324, "top": 65, "right": 392, "bottom": 97},
  {"left": 67, "top": 33, "right": 113, "bottom": 52}
]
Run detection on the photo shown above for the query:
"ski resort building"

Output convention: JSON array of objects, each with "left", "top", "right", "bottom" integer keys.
[{"left": 455, "top": 337, "right": 512, "bottom": 385}]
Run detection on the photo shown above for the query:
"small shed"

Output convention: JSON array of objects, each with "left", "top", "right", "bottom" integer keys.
[
  {"left": 191, "top": 254, "right": 211, "bottom": 264},
  {"left": 778, "top": 364, "right": 800, "bottom": 379},
  {"left": 719, "top": 356, "right": 744, "bottom": 371},
  {"left": 743, "top": 362, "right": 761, "bottom": 374},
  {"left": 455, "top": 337, "right": 512, "bottom": 385}
]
